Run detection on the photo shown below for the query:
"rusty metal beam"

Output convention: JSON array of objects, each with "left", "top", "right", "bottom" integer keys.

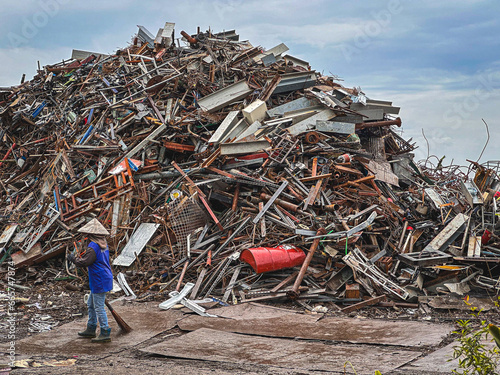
[{"left": 288, "top": 227, "right": 326, "bottom": 299}]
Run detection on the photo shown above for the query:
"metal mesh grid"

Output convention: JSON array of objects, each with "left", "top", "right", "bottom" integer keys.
[{"left": 167, "top": 195, "right": 207, "bottom": 257}]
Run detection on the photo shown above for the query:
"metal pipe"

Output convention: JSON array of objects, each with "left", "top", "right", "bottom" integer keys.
[
  {"left": 175, "top": 260, "right": 189, "bottom": 292},
  {"left": 287, "top": 185, "right": 305, "bottom": 201},
  {"left": 288, "top": 227, "right": 326, "bottom": 299},
  {"left": 181, "top": 31, "right": 198, "bottom": 45},
  {"left": 260, "top": 193, "right": 299, "bottom": 213},
  {"left": 355, "top": 117, "right": 402, "bottom": 130},
  {"left": 133, "top": 170, "right": 179, "bottom": 180},
  {"left": 232, "top": 183, "right": 240, "bottom": 212},
  {"left": 246, "top": 196, "right": 261, "bottom": 204}
]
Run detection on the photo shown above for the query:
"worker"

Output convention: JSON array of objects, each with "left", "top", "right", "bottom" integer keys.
[{"left": 67, "top": 218, "right": 113, "bottom": 343}]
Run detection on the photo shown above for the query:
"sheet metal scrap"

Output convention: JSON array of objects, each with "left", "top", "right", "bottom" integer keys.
[{"left": 1, "top": 21, "right": 500, "bottom": 314}]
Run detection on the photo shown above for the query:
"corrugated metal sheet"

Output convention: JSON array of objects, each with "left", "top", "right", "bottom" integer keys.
[{"left": 113, "top": 223, "right": 160, "bottom": 266}]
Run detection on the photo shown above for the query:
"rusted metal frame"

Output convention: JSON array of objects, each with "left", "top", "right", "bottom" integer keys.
[
  {"left": 58, "top": 174, "right": 133, "bottom": 221},
  {"left": 267, "top": 137, "right": 299, "bottom": 164},
  {"left": 93, "top": 179, "right": 132, "bottom": 202},
  {"left": 288, "top": 227, "right": 326, "bottom": 299},
  {"left": 101, "top": 186, "right": 134, "bottom": 203},
  {"left": 71, "top": 174, "right": 116, "bottom": 196},
  {"left": 62, "top": 188, "right": 135, "bottom": 222}
]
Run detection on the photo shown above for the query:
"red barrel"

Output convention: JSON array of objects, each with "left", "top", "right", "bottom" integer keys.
[{"left": 240, "top": 245, "right": 306, "bottom": 273}]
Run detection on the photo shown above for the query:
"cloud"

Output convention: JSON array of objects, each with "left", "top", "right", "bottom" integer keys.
[
  {"left": 371, "top": 72, "right": 500, "bottom": 165},
  {"left": 0, "top": 0, "right": 498, "bottom": 167},
  {"left": 0, "top": 46, "right": 70, "bottom": 86}
]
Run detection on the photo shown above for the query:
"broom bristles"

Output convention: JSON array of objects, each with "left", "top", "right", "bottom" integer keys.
[{"left": 105, "top": 300, "right": 133, "bottom": 333}]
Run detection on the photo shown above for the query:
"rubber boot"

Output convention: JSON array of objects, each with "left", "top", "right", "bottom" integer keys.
[
  {"left": 78, "top": 324, "right": 97, "bottom": 338},
  {"left": 91, "top": 327, "right": 111, "bottom": 343}
]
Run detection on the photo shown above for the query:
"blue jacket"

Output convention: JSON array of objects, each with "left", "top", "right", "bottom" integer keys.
[{"left": 87, "top": 241, "right": 113, "bottom": 293}]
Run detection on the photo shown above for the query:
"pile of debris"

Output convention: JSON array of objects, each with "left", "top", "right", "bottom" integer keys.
[{"left": 1, "top": 22, "right": 499, "bottom": 315}]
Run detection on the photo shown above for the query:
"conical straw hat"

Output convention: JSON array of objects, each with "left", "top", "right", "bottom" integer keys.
[{"left": 77, "top": 218, "right": 110, "bottom": 235}]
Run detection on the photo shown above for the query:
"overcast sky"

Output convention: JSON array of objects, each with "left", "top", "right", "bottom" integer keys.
[{"left": 1, "top": 0, "right": 499, "bottom": 167}]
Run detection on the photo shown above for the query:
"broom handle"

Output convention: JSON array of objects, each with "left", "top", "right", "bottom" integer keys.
[{"left": 105, "top": 300, "right": 114, "bottom": 312}]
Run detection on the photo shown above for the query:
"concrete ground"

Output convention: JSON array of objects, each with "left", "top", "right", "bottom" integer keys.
[{"left": 0, "top": 301, "right": 488, "bottom": 374}]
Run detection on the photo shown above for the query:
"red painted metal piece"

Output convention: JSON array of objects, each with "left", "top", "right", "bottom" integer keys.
[
  {"left": 240, "top": 245, "right": 306, "bottom": 274},
  {"left": 482, "top": 229, "right": 492, "bottom": 245}
]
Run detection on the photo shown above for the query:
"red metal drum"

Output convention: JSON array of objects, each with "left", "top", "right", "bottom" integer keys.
[{"left": 240, "top": 245, "right": 306, "bottom": 273}]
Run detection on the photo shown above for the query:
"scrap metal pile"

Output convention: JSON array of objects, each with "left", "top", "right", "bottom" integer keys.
[{"left": 1, "top": 22, "right": 499, "bottom": 313}]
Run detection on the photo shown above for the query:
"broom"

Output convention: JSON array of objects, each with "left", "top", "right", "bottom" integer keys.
[{"left": 105, "top": 300, "right": 133, "bottom": 333}]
